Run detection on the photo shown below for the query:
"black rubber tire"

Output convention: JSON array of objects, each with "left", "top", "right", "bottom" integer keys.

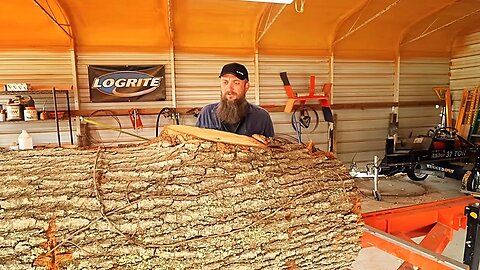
[
  {"left": 406, "top": 168, "right": 428, "bottom": 181},
  {"left": 463, "top": 170, "right": 477, "bottom": 192}
]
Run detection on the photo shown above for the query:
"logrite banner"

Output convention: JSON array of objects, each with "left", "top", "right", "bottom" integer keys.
[{"left": 88, "top": 65, "right": 166, "bottom": 102}]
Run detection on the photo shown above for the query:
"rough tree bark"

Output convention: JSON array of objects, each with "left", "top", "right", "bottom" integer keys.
[{"left": 0, "top": 126, "right": 363, "bottom": 270}]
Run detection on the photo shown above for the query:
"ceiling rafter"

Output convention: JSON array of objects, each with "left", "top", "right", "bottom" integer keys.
[
  {"left": 397, "top": 0, "right": 459, "bottom": 56},
  {"left": 32, "top": 0, "right": 72, "bottom": 40},
  {"left": 401, "top": 6, "right": 480, "bottom": 46},
  {"left": 0, "top": 0, "right": 476, "bottom": 57},
  {"left": 167, "top": 0, "right": 175, "bottom": 46},
  {"left": 255, "top": 3, "right": 289, "bottom": 44},
  {"left": 328, "top": 0, "right": 372, "bottom": 54},
  {"left": 346, "top": 0, "right": 372, "bottom": 34},
  {"left": 332, "top": 0, "right": 401, "bottom": 47}
]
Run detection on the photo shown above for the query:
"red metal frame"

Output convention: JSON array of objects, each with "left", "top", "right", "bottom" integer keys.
[
  {"left": 361, "top": 196, "right": 477, "bottom": 270},
  {"left": 282, "top": 75, "right": 332, "bottom": 113}
]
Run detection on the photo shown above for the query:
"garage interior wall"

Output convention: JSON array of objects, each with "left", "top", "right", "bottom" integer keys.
[
  {"left": 451, "top": 30, "right": 480, "bottom": 117},
  {"left": 0, "top": 51, "right": 74, "bottom": 146},
  {"left": 398, "top": 58, "right": 450, "bottom": 138},
  {"left": 258, "top": 56, "right": 330, "bottom": 150},
  {"left": 334, "top": 59, "right": 394, "bottom": 165},
  {"left": 3, "top": 0, "right": 480, "bottom": 166},
  {"left": 75, "top": 52, "right": 173, "bottom": 143},
  {"left": 0, "top": 50, "right": 453, "bottom": 167}
]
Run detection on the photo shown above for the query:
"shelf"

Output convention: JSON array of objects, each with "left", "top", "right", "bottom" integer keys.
[
  {"left": 0, "top": 118, "right": 69, "bottom": 124},
  {"left": 0, "top": 85, "right": 73, "bottom": 147},
  {"left": 0, "top": 90, "right": 70, "bottom": 95},
  {"left": 0, "top": 84, "right": 72, "bottom": 92}
]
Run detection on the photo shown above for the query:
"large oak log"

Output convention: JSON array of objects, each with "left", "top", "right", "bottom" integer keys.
[{"left": 0, "top": 126, "right": 363, "bottom": 270}]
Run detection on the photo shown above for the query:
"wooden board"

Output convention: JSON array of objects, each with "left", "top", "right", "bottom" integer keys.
[{"left": 162, "top": 124, "right": 266, "bottom": 148}]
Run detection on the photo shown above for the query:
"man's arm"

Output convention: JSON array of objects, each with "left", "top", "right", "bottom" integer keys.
[
  {"left": 195, "top": 104, "right": 219, "bottom": 129},
  {"left": 254, "top": 107, "right": 274, "bottom": 137},
  {"left": 264, "top": 113, "right": 275, "bottom": 137},
  {"left": 195, "top": 108, "right": 206, "bottom": 128}
]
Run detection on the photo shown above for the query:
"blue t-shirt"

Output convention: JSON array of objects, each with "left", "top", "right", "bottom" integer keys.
[{"left": 195, "top": 102, "right": 274, "bottom": 137}]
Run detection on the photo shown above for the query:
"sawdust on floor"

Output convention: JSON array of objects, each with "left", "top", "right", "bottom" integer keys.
[{"left": 356, "top": 174, "right": 466, "bottom": 213}]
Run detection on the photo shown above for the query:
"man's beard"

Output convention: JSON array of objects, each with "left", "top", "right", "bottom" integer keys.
[{"left": 216, "top": 95, "right": 248, "bottom": 124}]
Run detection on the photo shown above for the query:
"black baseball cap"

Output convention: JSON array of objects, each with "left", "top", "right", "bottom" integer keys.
[{"left": 219, "top": 63, "right": 249, "bottom": 81}]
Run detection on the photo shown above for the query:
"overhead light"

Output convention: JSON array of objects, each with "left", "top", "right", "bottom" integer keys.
[{"left": 244, "top": 0, "right": 294, "bottom": 4}]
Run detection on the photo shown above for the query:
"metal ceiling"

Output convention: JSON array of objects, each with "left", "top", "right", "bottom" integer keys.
[{"left": 1, "top": 0, "right": 480, "bottom": 58}]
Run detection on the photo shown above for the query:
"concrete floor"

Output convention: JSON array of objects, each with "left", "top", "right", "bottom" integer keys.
[{"left": 352, "top": 174, "right": 472, "bottom": 269}]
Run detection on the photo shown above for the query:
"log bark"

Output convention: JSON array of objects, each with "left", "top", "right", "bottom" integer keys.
[{"left": 0, "top": 126, "right": 363, "bottom": 270}]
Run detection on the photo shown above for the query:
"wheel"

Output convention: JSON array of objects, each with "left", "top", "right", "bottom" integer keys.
[
  {"left": 463, "top": 170, "right": 479, "bottom": 192},
  {"left": 406, "top": 164, "right": 428, "bottom": 181}
]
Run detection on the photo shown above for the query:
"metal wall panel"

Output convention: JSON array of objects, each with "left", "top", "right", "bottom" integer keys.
[
  {"left": 0, "top": 122, "right": 73, "bottom": 147},
  {"left": 0, "top": 51, "right": 74, "bottom": 147},
  {"left": 334, "top": 59, "right": 395, "bottom": 103},
  {"left": 399, "top": 58, "right": 450, "bottom": 102},
  {"left": 75, "top": 52, "right": 173, "bottom": 144},
  {"left": 396, "top": 106, "right": 443, "bottom": 138},
  {"left": 0, "top": 50, "right": 452, "bottom": 168},
  {"left": 333, "top": 60, "right": 395, "bottom": 166},
  {"left": 0, "top": 51, "right": 72, "bottom": 84},
  {"left": 333, "top": 59, "right": 449, "bottom": 166},
  {"left": 258, "top": 56, "right": 330, "bottom": 105},
  {"left": 451, "top": 30, "right": 480, "bottom": 94},
  {"left": 335, "top": 108, "right": 390, "bottom": 167},
  {"left": 174, "top": 54, "right": 255, "bottom": 107},
  {"left": 258, "top": 56, "right": 330, "bottom": 148},
  {"left": 451, "top": 30, "right": 480, "bottom": 135},
  {"left": 398, "top": 58, "right": 450, "bottom": 137},
  {"left": 452, "top": 31, "right": 480, "bottom": 59},
  {"left": 76, "top": 52, "right": 173, "bottom": 109}
]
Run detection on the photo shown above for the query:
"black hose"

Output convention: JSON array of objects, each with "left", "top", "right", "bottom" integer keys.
[
  {"left": 155, "top": 107, "right": 179, "bottom": 137},
  {"left": 290, "top": 105, "right": 319, "bottom": 133}
]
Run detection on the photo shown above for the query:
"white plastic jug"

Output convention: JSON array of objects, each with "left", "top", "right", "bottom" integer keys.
[{"left": 18, "top": 130, "right": 33, "bottom": 150}]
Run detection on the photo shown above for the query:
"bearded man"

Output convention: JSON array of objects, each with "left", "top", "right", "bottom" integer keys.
[{"left": 195, "top": 63, "right": 274, "bottom": 137}]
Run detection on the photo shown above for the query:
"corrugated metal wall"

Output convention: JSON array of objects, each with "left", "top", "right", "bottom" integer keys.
[
  {"left": 334, "top": 60, "right": 395, "bottom": 166},
  {"left": 0, "top": 50, "right": 449, "bottom": 168},
  {"left": 398, "top": 58, "right": 449, "bottom": 137},
  {"left": 76, "top": 52, "right": 173, "bottom": 144},
  {"left": 0, "top": 51, "right": 74, "bottom": 147},
  {"left": 175, "top": 54, "right": 331, "bottom": 149},
  {"left": 332, "top": 58, "right": 450, "bottom": 167},
  {"left": 258, "top": 56, "right": 330, "bottom": 148},
  {"left": 75, "top": 53, "right": 331, "bottom": 147},
  {"left": 451, "top": 30, "right": 480, "bottom": 116},
  {"left": 174, "top": 54, "right": 255, "bottom": 128},
  {"left": 175, "top": 54, "right": 255, "bottom": 107}
]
